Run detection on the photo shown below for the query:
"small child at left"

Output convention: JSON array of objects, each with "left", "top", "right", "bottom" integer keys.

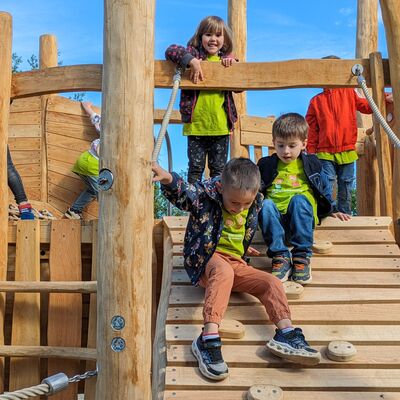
[
  {"left": 165, "top": 15, "right": 238, "bottom": 184},
  {"left": 64, "top": 101, "right": 101, "bottom": 220}
]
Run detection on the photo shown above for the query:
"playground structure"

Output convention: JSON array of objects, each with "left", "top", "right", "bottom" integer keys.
[{"left": 0, "top": 0, "right": 400, "bottom": 399}]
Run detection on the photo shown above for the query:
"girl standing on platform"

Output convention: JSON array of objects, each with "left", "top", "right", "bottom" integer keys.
[{"left": 165, "top": 16, "right": 238, "bottom": 183}]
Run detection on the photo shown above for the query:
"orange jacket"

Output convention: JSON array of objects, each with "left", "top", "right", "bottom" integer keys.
[{"left": 305, "top": 88, "right": 372, "bottom": 154}]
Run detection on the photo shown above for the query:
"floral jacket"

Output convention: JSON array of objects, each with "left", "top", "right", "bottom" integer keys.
[
  {"left": 161, "top": 173, "right": 263, "bottom": 285},
  {"left": 165, "top": 44, "right": 238, "bottom": 130}
]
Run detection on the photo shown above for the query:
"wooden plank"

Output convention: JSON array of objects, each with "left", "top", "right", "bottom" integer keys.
[
  {"left": 165, "top": 367, "right": 400, "bottom": 389},
  {"left": 47, "top": 144, "right": 82, "bottom": 164},
  {"left": 8, "top": 124, "right": 41, "bottom": 138},
  {"left": 47, "top": 132, "right": 94, "bottom": 153},
  {"left": 172, "top": 269, "right": 400, "bottom": 287},
  {"left": 8, "top": 137, "right": 40, "bottom": 150},
  {"left": 0, "top": 346, "right": 96, "bottom": 360},
  {"left": 47, "top": 95, "right": 100, "bottom": 116},
  {"left": 9, "top": 220, "right": 41, "bottom": 390},
  {"left": 0, "top": 281, "right": 96, "bottom": 293},
  {"left": 10, "top": 97, "right": 41, "bottom": 112},
  {"left": 48, "top": 158, "right": 76, "bottom": 177},
  {"left": 167, "top": 303, "right": 400, "bottom": 324},
  {"left": 154, "top": 109, "right": 181, "bottom": 124},
  {"left": 240, "top": 115, "right": 274, "bottom": 134},
  {"left": 8, "top": 150, "right": 40, "bottom": 165},
  {"left": 46, "top": 120, "right": 98, "bottom": 141},
  {"left": 9, "top": 111, "right": 41, "bottom": 125},
  {"left": 172, "top": 243, "right": 400, "bottom": 257},
  {"left": 12, "top": 163, "right": 41, "bottom": 177},
  {"left": 47, "top": 220, "right": 82, "bottom": 400},
  {"left": 169, "top": 286, "right": 400, "bottom": 305},
  {"left": 168, "top": 344, "right": 400, "bottom": 368},
  {"left": 172, "top": 255, "right": 400, "bottom": 271},
  {"left": 46, "top": 110, "right": 97, "bottom": 128},
  {"left": 48, "top": 170, "right": 86, "bottom": 195},
  {"left": 166, "top": 324, "right": 400, "bottom": 344}
]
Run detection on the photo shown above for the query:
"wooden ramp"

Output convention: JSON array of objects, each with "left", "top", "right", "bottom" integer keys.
[{"left": 156, "top": 216, "right": 400, "bottom": 399}]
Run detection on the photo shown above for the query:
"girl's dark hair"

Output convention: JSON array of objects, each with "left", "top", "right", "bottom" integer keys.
[
  {"left": 187, "top": 16, "right": 233, "bottom": 55},
  {"left": 272, "top": 113, "right": 308, "bottom": 142},
  {"left": 221, "top": 157, "right": 260, "bottom": 193}
]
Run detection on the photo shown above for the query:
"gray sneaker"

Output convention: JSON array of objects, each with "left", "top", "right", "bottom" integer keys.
[
  {"left": 64, "top": 208, "right": 82, "bottom": 220},
  {"left": 191, "top": 334, "right": 229, "bottom": 380}
]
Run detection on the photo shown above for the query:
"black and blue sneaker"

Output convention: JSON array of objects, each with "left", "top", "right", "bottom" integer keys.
[
  {"left": 191, "top": 334, "right": 229, "bottom": 380},
  {"left": 267, "top": 328, "right": 321, "bottom": 365}
]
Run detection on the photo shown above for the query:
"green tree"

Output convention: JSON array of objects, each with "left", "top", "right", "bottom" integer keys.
[
  {"left": 154, "top": 182, "right": 186, "bottom": 219},
  {"left": 12, "top": 53, "right": 23, "bottom": 72}
]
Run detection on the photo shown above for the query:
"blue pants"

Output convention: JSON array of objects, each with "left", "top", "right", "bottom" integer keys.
[
  {"left": 320, "top": 160, "right": 354, "bottom": 215},
  {"left": 7, "top": 146, "right": 28, "bottom": 204},
  {"left": 259, "top": 195, "right": 314, "bottom": 259},
  {"left": 71, "top": 174, "right": 99, "bottom": 213}
]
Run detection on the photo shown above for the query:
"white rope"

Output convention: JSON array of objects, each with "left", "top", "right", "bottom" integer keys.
[
  {"left": 152, "top": 68, "right": 182, "bottom": 162},
  {"left": 0, "top": 384, "right": 50, "bottom": 399}
]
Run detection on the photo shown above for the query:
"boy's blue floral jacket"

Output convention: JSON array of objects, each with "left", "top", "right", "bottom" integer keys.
[
  {"left": 165, "top": 44, "right": 238, "bottom": 130},
  {"left": 161, "top": 173, "right": 264, "bottom": 285}
]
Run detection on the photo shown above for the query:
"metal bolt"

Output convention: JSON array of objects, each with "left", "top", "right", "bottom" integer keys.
[
  {"left": 351, "top": 63, "right": 364, "bottom": 76},
  {"left": 98, "top": 168, "right": 114, "bottom": 191},
  {"left": 111, "top": 315, "right": 125, "bottom": 331},
  {"left": 111, "top": 337, "right": 126, "bottom": 352}
]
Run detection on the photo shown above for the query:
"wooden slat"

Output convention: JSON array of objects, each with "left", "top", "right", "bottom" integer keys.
[
  {"left": 8, "top": 150, "right": 40, "bottom": 165},
  {"left": 9, "top": 220, "right": 40, "bottom": 390},
  {"left": 166, "top": 324, "right": 400, "bottom": 344},
  {"left": 169, "top": 286, "right": 400, "bottom": 305},
  {"left": 47, "top": 220, "right": 82, "bottom": 400},
  {"left": 46, "top": 120, "right": 97, "bottom": 141},
  {"left": 46, "top": 95, "right": 100, "bottom": 116},
  {"left": 47, "top": 144, "right": 82, "bottom": 165},
  {"left": 11, "top": 163, "right": 40, "bottom": 177},
  {"left": 167, "top": 303, "right": 400, "bottom": 324},
  {"left": 48, "top": 158, "right": 76, "bottom": 177},
  {"left": 8, "top": 124, "right": 41, "bottom": 138},
  {"left": 10, "top": 97, "right": 41, "bottom": 112},
  {"left": 47, "top": 132, "right": 95, "bottom": 153},
  {"left": 0, "top": 346, "right": 96, "bottom": 360},
  {"left": 8, "top": 137, "right": 41, "bottom": 151},
  {"left": 48, "top": 170, "right": 86, "bottom": 195},
  {"left": 0, "top": 281, "right": 96, "bottom": 293},
  {"left": 165, "top": 367, "right": 400, "bottom": 390},
  {"left": 46, "top": 110, "right": 97, "bottom": 128},
  {"left": 9, "top": 111, "right": 41, "bottom": 125}
]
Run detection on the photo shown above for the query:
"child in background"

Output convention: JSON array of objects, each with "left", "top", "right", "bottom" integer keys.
[
  {"left": 7, "top": 145, "right": 34, "bottom": 220},
  {"left": 152, "top": 157, "right": 321, "bottom": 381},
  {"left": 258, "top": 113, "right": 349, "bottom": 284},
  {"left": 165, "top": 15, "right": 238, "bottom": 183},
  {"left": 64, "top": 101, "right": 101, "bottom": 220},
  {"left": 305, "top": 55, "right": 393, "bottom": 214}
]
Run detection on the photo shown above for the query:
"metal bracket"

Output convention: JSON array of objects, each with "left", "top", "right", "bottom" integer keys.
[{"left": 98, "top": 168, "right": 114, "bottom": 191}]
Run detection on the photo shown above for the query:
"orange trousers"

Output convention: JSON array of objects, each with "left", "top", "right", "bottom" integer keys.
[{"left": 199, "top": 251, "right": 291, "bottom": 325}]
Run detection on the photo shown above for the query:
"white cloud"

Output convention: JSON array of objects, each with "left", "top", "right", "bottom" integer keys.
[{"left": 339, "top": 7, "right": 353, "bottom": 16}]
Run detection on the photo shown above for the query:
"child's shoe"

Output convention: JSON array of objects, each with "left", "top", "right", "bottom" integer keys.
[
  {"left": 18, "top": 203, "right": 35, "bottom": 220},
  {"left": 271, "top": 255, "right": 292, "bottom": 282},
  {"left": 64, "top": 208, "right": 82, "bottom": 220},
  {"left": 267, "top": 328, "right": 321, "bottom": 366},
  {"left": 291, "top": 256, "right": 312, "bottom": 284},
  {"left": 191, "top": 334, "right": 229, "bottom": 380}
]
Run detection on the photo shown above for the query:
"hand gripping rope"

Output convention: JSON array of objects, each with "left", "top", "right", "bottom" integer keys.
[
  {"left": 351, "top": 63, "right": 400, "bottom": 148},
  {"left": 152, "top": 67, "right": 183, "bottom": 162}
]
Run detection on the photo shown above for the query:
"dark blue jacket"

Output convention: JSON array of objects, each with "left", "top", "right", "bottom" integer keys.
[
  {"left": 161, "top": 173, "right": 263, "bottom": 285},
  {"left": 257, "top": 152, "right": 334, "bottom": 220}
]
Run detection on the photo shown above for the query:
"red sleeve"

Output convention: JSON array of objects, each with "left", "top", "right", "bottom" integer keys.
[
  {"left": 354, "top": 89, "right": 373, "bottom": 114},
  {"left": 305, "top": 101, "right": 319, "bottom": 154}
]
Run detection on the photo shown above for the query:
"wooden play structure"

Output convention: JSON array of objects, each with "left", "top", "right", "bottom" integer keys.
[{"left": 1, "top": 0, "right": 400, "bottom": 399}]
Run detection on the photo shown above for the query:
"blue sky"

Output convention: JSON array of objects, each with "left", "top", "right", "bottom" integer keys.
[{"left": 3, "top": 1, "right": 388, "bottom": 172}]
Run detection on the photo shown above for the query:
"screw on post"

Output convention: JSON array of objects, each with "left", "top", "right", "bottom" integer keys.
[{"left": 351, "top": 63, "right": 364, "bottom": 76}]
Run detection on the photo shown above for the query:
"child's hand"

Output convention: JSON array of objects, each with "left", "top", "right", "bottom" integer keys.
[
  {"left": 221, "top": 57, "right": 237, "bottom": 67},
  {"left": 331, "top": 212, "right": 351, "bottom": 221},
  {"left": 188, "top": 58, "right": 203, "bottom": 83},
  {"left": 152, "top": 162, "right": 173, "bottom": 185},
  {"left": 81, "top": 101, "right": 93, "bottom": 108},
  {"left": 385, "top": 92, "right": 393, "bottom": 103},
  {"left": 245, "top": 246, "right": 260, "bottom": 256}
]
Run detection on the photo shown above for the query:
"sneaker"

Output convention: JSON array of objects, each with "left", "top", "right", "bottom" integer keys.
[
  {"left": 291, "top": 256, "right": 312, "bottom": 284},
  {"left": 18, "top": 204, "right": 35, "bottom": 220},
  {"left": 267, "top": 328, "right": 321, "bottom": 366},
  {"left": 191, "top": 334, "right": 229, "bottom": 380},
  {"left": 271, "top": 255, "right": 292, "bottom": 282},
  {"left": 64, "top": 208, "right": 82, "bottom": 220}
]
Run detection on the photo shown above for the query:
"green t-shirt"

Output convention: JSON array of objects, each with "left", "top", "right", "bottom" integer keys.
[
  {"left": 183, "top": 54, "right": 229, "bottom": 136},
  {"left": 317, "top": 150, "right": 358, "bottom": 164},
  {"left": 266, "top": 158, "right": 318, "bottom": 224},
  {"left": 72, "top": 151, "right": 99, "bottom": 176},
  {"left": 216, "top": 208, "right": 249, "bottom": 259}
]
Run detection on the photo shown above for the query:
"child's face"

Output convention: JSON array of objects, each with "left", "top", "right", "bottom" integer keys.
[
  {"left": 218, "top": 184, "right": 257, "bottom": 215},
  {"left": 201, "top": 31, "right": 224, "bottom": 55},
  {"left": 273, "top": 137, "right": 307, "bottom": 163}
]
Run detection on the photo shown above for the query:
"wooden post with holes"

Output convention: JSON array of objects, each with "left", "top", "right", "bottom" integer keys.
[
  {"left": 39, "top": 34, "right": 58, "bottom": 203},
  {"left": 96, "top": 0, "right": 154, "bottom": 398},
  {"left": 0, "top": 12, "right": 12, "bottom": 392},
  {"left": 228, "top": 0, "right": 249, "bottom": 158},
  {"left": 355, "top": 0, "right": 380, "bottom": 216},
  {"left": 380, "top": 0, "right": 400, "bottom": 242}
]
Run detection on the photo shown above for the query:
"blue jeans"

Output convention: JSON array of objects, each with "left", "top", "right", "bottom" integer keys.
[
  {"left": 71, "top": 174, "right": 99, "bottom": 213},
  {"left": 259, "top": 195, "right": 314, "bottom": 259},
  {"left": 320, "top": 160, "right": 355, "bottom": 215},
  {"left": 7, "top": 146, "right": 28, "bottom": 204}
]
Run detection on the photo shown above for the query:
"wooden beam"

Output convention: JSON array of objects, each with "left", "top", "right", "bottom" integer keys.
[
  {"left": 0, "top": 281, "right": 97, "bottom": 293},
  {"left": 0, "top": 12, "right": 12, "bottom": 393},
  {"left": 97, "top": 0, "right": 154, "bottom": 398},
  {"left": 10, "top": 59, "right": 392, "bottom": 99},
  {"left": 0, "top": 346, "right": 96, "bottom": 360},
  {"left": 355, "top": 0, "right": 380, "bottom": 216},
  {"left": 380, "top": 0, "right": 400, "bottom": 243},
  {"left": 370, "top": 52, "right": 393, "bottom": 216},
  {"left": 229, "top": 0, "right": 249, "bottom": 158}
]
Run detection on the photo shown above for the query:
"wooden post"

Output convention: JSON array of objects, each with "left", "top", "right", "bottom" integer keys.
[
  {"left": 39, "top": 34, "right": 58, "bottom": 203},
  {"left": 355, "top": 0, "right": 380, "bottom": 216},
  {"left": 228, "top": 0, "right": 249, "bottom": 158},
  {"left": 370, "top": 52, "right": 392, "bottom": 216},
  {"left": 0, "top": 12, "right": 12, "bottom": 392},
  {"left": 380, "top": 0, "right": 400, "bottom": 242},
  {"left": 96, "top": 0, "right": 154, "bottom": 398}
]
